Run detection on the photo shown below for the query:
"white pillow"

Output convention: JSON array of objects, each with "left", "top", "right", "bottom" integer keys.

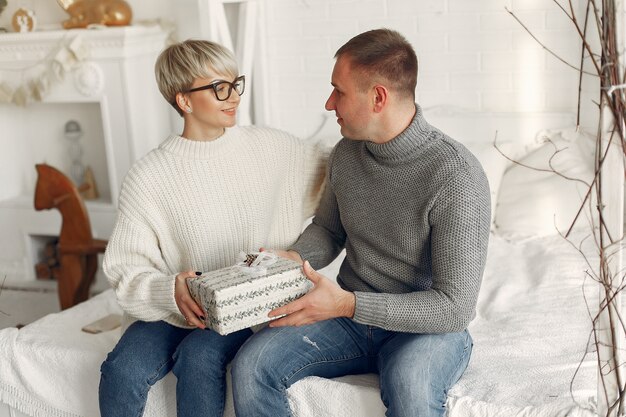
[
  {"left": 494, "top": 129, "right": 596, "bottom": 238},
  {"left": 463, "top": 141, "right": 514, "bottom": 230}
]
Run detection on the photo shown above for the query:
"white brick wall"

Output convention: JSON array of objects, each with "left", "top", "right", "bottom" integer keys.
[
  {"left": 262, "top": 0, "right": 594, "bottom": 138},
  {"left": 0, "top": 0, "right": 598, "bottom": 137}
]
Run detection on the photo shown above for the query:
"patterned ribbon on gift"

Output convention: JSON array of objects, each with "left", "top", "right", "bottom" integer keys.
[{"left": 233, "top": 251, "right": 278, "bottom": 276}]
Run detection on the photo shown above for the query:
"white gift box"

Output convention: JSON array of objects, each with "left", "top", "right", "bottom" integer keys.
[{"left": 187, "top": 254, "right": 312, "bottom": 335}]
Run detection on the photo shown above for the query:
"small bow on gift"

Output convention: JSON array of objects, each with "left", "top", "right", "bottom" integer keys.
[{"left": 234, "top": 251, "right": 278, "bottom": 276}]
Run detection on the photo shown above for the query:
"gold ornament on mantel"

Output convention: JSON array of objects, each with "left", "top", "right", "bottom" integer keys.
[
  {"left": 56, "top": 0, "right": 132, "bottom": 29},
  {"left": 12, "top": 8, "right": 37, "bottom": 32}
]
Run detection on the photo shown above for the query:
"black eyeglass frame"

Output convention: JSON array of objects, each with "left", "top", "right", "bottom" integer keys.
[{"left": 183, "top": 75, "right": 246, "bottom": 101}]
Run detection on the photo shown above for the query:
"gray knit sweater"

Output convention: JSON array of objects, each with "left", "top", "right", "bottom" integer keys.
[{"left": 290, "top": 105, "right": 491, "bottom": 334}]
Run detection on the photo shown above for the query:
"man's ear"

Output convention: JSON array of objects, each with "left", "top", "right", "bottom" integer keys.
[{"left": 373, "top": 85, "right": 388, "bottom": 113}]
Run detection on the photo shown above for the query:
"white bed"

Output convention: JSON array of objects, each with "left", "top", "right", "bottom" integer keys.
[{"left": 0, "top": 109, "right": 601, "bottom": 417}]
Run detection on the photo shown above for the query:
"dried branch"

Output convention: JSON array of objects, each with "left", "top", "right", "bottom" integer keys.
[
  {"left": 0, "top": 275, "right": 8, "bottom": 317},
  {"left": 508, "top": 1, "right": 625, "bottom": 415},
  {"left": 505, "top": 6, "right": 597, "bottom": 76},
  {"left": 576, "top": 0, "right": 592, "bottom": 127}
]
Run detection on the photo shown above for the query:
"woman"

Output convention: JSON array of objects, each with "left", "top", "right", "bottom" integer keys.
[{"left": 99, "top": 39, "right": 325, "bottom": 417}]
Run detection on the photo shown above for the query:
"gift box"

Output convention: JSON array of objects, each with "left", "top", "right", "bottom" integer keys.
[{"left": 187, "top": 253, "right": 312, "bottom": 335}]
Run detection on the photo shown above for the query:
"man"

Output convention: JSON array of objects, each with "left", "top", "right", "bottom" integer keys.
[{"left": 231, "top": 28, "right": 491, "bottom": 417}]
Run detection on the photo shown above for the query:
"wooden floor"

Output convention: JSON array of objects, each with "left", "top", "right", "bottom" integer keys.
[
  {"left": 0, "top": 287, "right": 60, "bottom": 329},
  {"left": 0, "top": 272, "right": 110, "bottom": 330}
]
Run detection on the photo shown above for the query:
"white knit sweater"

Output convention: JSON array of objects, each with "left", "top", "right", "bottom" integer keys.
[{"left": 103, "top": 126, "right": 327, "bottom": 328}]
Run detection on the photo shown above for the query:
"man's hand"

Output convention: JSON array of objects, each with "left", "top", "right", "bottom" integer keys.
[
  {"left": 174, "top": 270, "right": 206, "bottom": 329},
  {"left": 268, "top": 261, "right": 356, "bottom": 327},
  {"left": 260, "top": 247, "right": 303, "bottom": 264}
]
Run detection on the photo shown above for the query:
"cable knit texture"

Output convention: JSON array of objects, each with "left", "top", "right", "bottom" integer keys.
[
  {"left": 103, "top": 126, "right": 327, "bottom": 329},
  {"left": 290, "top": 105, "right": 491, "bottom": 334}
]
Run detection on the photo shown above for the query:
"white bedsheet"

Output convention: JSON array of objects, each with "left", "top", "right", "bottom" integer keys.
[{"left": 0, "top": 232, "right": 598, "bottom": 417}]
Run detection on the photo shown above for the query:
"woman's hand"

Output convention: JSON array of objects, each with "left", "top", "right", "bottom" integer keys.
[
  {"left": 174, "top": 270, "right": 206, "bottom": 329},
  {"left": 259, "top": 247, "right": 303, "bottom": 264}
]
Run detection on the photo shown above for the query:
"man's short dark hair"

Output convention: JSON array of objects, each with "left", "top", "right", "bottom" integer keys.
[{"left": 335, "top": 28, "right": 418, "bottom": 100}]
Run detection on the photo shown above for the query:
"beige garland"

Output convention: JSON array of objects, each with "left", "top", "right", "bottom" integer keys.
[{"left": 0, "top": 35, "right": 88, "bottom": 106}]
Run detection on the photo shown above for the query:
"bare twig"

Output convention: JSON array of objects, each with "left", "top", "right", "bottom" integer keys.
[
  {"left": 508, "top": 1, "right": 625, "bottom": 414},
  {"left": 576, "top": 0, "right": 592, "bottom": 127},
  {"left": 0, "top": 275, "right": 9, "bottom": 317},
  {"left": 505, "top": 6, "right": 597, "bottom": 76}
]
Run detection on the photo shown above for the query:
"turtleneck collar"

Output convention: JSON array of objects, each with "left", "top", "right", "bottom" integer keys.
[
  {"left": 159, "top": 127, "right": 241, "bottom": 160},
  {"left": 365, "top": 104, "right": 435, "bottom": 163}
]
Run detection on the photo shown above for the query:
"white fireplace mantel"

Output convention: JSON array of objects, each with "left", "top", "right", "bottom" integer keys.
[
  {"left": 0, "top": 25, "right": 169, "bottom": 61},
  {"left": 0, "top": 24, "right": 172, "bottom": 282}
]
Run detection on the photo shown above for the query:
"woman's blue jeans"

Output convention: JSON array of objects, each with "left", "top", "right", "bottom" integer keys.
[
  {"left": 99, "top": 320, "right": 251, "bottom": 417},
  {"left": 231, "top": 318, "right": 472, "bottom": 417}
]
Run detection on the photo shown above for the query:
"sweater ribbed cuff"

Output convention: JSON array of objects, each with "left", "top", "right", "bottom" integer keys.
[
  {"left": 352, "top": 291, "right": 389, "bottom": 328},
  {"left": 288, "top": 241, "right": 315, "bottom": 266},
  {"left": 146, "top": 273, "right": 179, "bottom": 316}
]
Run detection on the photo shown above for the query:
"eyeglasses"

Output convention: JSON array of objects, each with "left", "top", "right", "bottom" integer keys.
[{"left": 184, "top": 75, "right": 246, "bottom": 101}]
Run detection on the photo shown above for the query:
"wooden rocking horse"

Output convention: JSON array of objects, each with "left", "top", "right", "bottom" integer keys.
[{"left": 34, "top": 164, "right": 107, "bottom": 310}]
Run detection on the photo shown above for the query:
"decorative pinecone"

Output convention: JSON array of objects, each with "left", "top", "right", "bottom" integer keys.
[{"left": 244, "top": 254, "right": 258, "bottom": 267}]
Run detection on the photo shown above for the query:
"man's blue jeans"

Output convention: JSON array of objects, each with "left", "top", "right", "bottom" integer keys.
[
  {"left": 99, "top": 320, "right": 251, "bottom": 417},
  {"left": 231, "top": 318, "right": 472, "bottom": 417}
]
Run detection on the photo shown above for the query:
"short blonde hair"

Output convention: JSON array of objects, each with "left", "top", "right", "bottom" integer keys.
[{"left": 155, "top": 39, "right": 239, "bottom": 116}]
